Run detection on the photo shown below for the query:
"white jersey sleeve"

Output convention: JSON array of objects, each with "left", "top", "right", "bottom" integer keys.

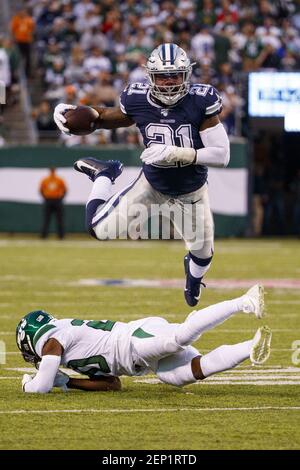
[{"left": 34, "top": 319, "right": 75, "bottom": 359}]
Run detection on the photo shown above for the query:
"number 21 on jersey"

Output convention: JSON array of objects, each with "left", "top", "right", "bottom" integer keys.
[{"left": 145, "top": 123, "right": 194, "bottom": 167}]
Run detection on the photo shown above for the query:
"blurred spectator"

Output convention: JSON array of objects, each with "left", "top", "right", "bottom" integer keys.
[
  {"left": 2, "top": 37, "right": 21, "bottom": 86},
  {"left": 218, "top": 81, "right": 242, "bottom": 135},
  {"left": 0, "top": 36, "right": 20, "bottom": 107},
  {"left": 83, "top": 47, "right": 112, "bottom": 78},
  {"left": 11, "top": 9, "right": 35, "bottom": 77},
  {"left": 0, "top": 38, "right": 11, "bottom": 90},
  {"left": 32, "top": 100, "right": 57, "bottom": 133},
  {"left": 196, "top": 0, "right": 217, "bottom": 27},
  {"left": 191, "top": 26, "right": 215, "bottom": 65},
  {"left": 80, "top": 26, "right": 109, "bottom": 52},
  {"left": 91, "top": 71, "right": 118, "bottom": 106},
  {"left": 216, "top": 0, "right": 239, "bottom": 26},
  {"left": 241, "top": 23, "right": 265, "bottom": 72},
  {"left": 214, "top": 28, "right": 232, "bottom": 72}
]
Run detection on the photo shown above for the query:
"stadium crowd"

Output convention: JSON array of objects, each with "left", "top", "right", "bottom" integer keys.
[
  {"left": 1, "top": 0, "right": 300, "bottom": 236},
  {"left": 0, "top": 35, "right": 21, "bottom": 146},
  {"left": 6, "top": 0, "right": 299, "bottom": 145}
]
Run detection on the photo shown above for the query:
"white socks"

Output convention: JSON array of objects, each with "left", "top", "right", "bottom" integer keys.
[
  {"left": 87, "top": 176, "right": 112, "bottom": 205},
  {"left": 176, "top": 297, "right": 245, "bottom": 347},
  {"left": 189, "top": 259, "right": 211, "bottom": 278},
  {"left": 200, "top": 340, "right": 252, "bottom": 378}
]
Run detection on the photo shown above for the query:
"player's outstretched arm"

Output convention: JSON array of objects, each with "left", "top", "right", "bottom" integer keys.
[
  {"left": 54, "top": 104, "right": 134, "bottom": 135},
  {"left": 22, "top": 338, "right": 63, "bottom": 393},
  {"left": 67, "top": 376, "right": 122, "bottom": 392},
  {"left": 91, "top": 106, "right": 135, "bottom": 129}
]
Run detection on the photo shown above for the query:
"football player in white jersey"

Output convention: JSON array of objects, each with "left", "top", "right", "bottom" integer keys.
[
  {"left": 54, "top": 43, "right": 230, "bottom": 307},
  {"left": 17, "top": 285, "right": 272, "bottom": 393}
]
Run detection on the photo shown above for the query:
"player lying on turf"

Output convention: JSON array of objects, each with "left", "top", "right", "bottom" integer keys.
[
  {"left": 54, "top": 43, "right": 230, "bottom": 307},
  {"left": 17, "top": 285, "right": 272, "bottom": 393}
]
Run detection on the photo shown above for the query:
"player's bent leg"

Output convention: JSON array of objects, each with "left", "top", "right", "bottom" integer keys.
[
  {"left": 85, "top": 170, "right": 147, "bottom": 240},
  {"left": 156, "top": 346, "right": 200, "bottom": 387},
  {"left": 199, "top": 341, "right": 252, "bottom": 378},
  {"left": 198, "top": 325, "right": 272, "bottom": 379},
  {"left": 177, "top": 183, "right": 214, "bottom": 306},
  {"left": 91, "top": 172, "right": 155, "bottom": 240},
  {"left": 86, "top": 198, "right": 106, "bottom": 239},
  {"left": 74, "top": 159, "right": 124, "bottom": 239}
]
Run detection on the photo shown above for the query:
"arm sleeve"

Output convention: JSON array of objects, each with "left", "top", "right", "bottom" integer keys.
[
  {"left": 196, "top": 123, "right": 230, "bottom": 168},
  {"left": 23, "top": 355, "right": 61, "bottom": 393}
]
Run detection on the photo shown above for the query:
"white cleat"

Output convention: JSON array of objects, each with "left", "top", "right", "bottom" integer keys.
[
  {"left": 242, "top": 284, "right": 265, "bottom": 319},
  {"left": 250, "top": 326, "right": 272, "bottom": 365}
]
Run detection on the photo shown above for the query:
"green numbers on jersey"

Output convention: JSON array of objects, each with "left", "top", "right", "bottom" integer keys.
[
  {"left": 68, "top": 355, "right": 111, "bottom": 375},
  {"left": 70, "top": 319, "right": 115, "bottom": 331},
  {"left": 68, "top": 319, "right": 116, "bottom": 375}
]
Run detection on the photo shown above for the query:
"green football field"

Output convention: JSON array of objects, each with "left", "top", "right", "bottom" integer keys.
[{"left": 0, "top": 236, "right": 299, "bottom": 450}]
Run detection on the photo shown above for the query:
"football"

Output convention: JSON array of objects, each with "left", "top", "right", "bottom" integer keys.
[{"left": 64, "top": 106, "right": 99, "bottom": 136}]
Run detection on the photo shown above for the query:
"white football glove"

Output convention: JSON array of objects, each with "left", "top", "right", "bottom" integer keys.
[
  {"left": 22, "top": 373, "right": 34, "bottom": 392},
  {"left": 53, "top": 103, "right": 77, "bottom": 134},
  {"left": 53, "top": 370, "right": 70, "bottom": 392},
  {"left": 140, "top": 144, "right": 196, "bottom": 165}
]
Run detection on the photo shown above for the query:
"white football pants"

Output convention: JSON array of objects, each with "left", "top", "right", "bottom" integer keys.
[{"left": 90, "top": 172, "right": 214, "bottom": 258}]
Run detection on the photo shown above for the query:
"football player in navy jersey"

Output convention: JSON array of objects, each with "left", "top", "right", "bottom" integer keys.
[{"left": 54, "top": 43, "right": 230, "bottom": 307}]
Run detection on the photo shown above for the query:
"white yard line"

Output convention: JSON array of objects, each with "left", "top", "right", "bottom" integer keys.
[
  {"left": 0, "top": 377, "right": 23, "bottom": 379},
  {"left": 208, "top": 329, "right": 300, "bottom": 333},
  {"left": 219, "top": 368, "right": 300, "bottom": 374},
  {"left": 198, "top": 381, "right": 300, "bottom": 385},
  {"left": 5, "top": 367, "right": 300, "bottom": 375},
  {"left": 205, "top": 375, "right": 300, "bottom": 380},
  {"left": 0, "top": 406, "right": 300, "bottom": 415},
  {"left": 134, "top": 377, "right": 300, "bottom": 386},
  {"left": 0, "top": 240, "right": 157, "bottom": 249}
]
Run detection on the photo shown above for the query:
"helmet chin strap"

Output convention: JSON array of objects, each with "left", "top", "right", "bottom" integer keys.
[
  {"left": 156, "top": 94, "right": 182, "bottom": 106},
  {"left": 151, "top": 82, "right": 190, "bottom": 106}
]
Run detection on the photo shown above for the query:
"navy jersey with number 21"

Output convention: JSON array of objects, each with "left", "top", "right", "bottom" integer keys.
[{"left": 120, "top": 83, "right": 222, "bottom": 196}]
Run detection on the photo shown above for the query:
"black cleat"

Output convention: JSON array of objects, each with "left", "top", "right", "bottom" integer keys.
[
  {"left": 74, "top": 158, "right": 123, "bottom": 182},
  {"left": 184, "top": 254, "right": 206, "bottom": 307}
]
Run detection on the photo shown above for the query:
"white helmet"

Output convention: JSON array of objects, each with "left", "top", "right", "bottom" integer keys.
[{"left": 145, "top": 43, "right": 194, "bottom": 106}]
